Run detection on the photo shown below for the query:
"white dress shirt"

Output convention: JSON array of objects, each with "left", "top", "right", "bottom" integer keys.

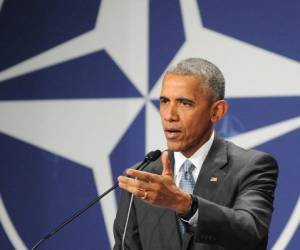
[{"left": 174, "top": 130, "right": 215, "bottom": 225}]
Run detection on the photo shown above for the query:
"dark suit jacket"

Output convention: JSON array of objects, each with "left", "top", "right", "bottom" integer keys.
[{"left": 113, "top": 136, "right": 278, "bottom": 250}]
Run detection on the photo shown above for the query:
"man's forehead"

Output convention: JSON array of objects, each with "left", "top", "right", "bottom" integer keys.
[{"left": 161, "top": 73, "right": 207, "bottom": 94}]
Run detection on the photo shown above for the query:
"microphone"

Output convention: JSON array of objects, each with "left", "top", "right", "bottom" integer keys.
[
  {"left": 121, "top": 149, "right": 162, "bottom": 250},
  {"left": 137, "top": 149, "right": 161, "bottom": 170},
  {"left": 142, "top": 150, "right": 161, "bottom": 167},
  {"left": 31, "top": 150, "right": 161, "bottom": 250}
]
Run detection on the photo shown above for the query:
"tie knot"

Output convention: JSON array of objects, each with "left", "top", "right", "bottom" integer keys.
[{"left": 182, "top": 160, "right": 195, "bottom": 174}]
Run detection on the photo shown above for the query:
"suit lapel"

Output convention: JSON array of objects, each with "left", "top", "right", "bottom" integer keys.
[{"left": 193, "top": 136, "right": 228, "bottom": 200}]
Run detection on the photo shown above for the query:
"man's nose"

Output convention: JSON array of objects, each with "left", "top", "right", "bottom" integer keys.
[{"left": 164, "top": 104, "right": 179, "bottom": 122}]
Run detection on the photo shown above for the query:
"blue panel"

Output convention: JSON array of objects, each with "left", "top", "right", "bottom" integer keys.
[
  {"left": 0, "top": 51, "right": 141, "bottom": 100},
  {"left": 287, "top": 226, "right": 300, "bottom": 250},
  {"left": 0, "top": 0, "right": 101, "bottom": 70},
  {"left": 216, "top": 97, "right": 300, "bottom": 137},
  {"left": 0, "top": 223, "right": 14, "bottom": 250},
  {"left": 152, "top": 100, "right": 160, "bottom": 110},
  {"left": 149, "top": 0, "right": 185, "bottom": 91},
  {"left": 255, "top": 129, "right": 300, "bottom": 247},
  {"left": 0, "top": 133, "right": 109, "bottom": 249},
  {"left": 197, "top": 0, "right": 300, "bottom": 62},
  {"left": 110, "top": 105, "right": 146, "bottom": 200}
]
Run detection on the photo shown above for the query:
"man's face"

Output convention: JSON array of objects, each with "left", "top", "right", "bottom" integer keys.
[{"left": 160, "top": 73, "right": 214, "bottom": 157}]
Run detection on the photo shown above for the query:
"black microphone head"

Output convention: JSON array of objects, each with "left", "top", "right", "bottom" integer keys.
[
  {"left": 145, "top": 150, "right": 161, "bottom": 162},
  {"left": 135, "top": 150, "right": 162, "bottom": 171}
]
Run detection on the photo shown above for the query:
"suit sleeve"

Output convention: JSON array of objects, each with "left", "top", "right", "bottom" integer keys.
[
  {"left": 194, "top": 154, "right": 278, "bottom": 249},
  {"left": 113, "top": 191, "right": 142, "bottom": 250}
]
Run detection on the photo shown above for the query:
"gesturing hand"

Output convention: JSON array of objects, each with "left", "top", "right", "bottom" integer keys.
[{"left": 118, "top": 151, "right": 192, "bottom": 214}]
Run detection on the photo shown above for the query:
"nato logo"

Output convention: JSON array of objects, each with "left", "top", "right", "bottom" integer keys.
[{"left": 0, "top": 1, "right": 299, "bottom": 249}]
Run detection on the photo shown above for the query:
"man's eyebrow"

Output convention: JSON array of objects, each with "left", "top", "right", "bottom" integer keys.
[
  {"left": 159, "top": 96, "right": 169, "bottom": 100},
  {"left": 177, "top": 97, "right": 195, "bottom": 103}
]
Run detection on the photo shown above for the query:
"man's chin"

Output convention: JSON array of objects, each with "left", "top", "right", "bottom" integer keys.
[
  {"left": 166, "top": 142, "right": 183, "bottom": 152},
  {"left": 166, "top": 142, "right": 198, "bottom": 157}
]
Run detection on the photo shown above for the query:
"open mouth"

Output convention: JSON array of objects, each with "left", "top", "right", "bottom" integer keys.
[{"left": 164, "top": 128, "right": 181, "bottom": 139}]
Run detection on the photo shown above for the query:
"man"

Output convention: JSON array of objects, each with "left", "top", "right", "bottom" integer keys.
[{"left": 113, "top": 58, "right": 278, "bottom": 250}]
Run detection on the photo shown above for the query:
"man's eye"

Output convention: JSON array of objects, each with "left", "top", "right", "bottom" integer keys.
[{"left": 181, "top": 101, "right": 192, "bottom": 106}]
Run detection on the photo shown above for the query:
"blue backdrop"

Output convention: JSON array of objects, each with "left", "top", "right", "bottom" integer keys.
[{"left": 0, "top": 1, "right": 299, "bottom": 249}]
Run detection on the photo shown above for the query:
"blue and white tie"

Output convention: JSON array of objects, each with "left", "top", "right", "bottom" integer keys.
[{"left": 178, "top": 159, "right": 195, "bottom": 235}]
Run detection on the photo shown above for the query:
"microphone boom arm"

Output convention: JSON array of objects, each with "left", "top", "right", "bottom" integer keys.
[{"left": 31, "top": 150, "right": 161, "bottom": 250}]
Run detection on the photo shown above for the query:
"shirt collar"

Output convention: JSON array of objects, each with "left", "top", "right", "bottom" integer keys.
[{"left": 174, "top": 130, "right": 215, "bottom": 177}]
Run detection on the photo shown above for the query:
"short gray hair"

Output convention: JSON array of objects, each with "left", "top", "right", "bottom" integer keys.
[{"left": 166, "top": 58, "right": 225, "bottom": 100}]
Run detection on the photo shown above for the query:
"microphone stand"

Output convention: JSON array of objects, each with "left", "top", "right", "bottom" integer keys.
[
  {"left": 31, "top": 150, "right": 161, "bottom": 250},
  {"left": 31, "top": 183, "right": 118, "bottom": 250}
]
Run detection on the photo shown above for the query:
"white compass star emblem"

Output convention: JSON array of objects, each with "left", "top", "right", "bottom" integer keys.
[{"left": 0, "top": 0, "right": 299, "bottom": 249}]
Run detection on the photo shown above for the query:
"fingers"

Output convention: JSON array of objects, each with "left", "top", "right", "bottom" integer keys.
[
  {"left": 118, "top": 151, "right": 174, "bottom": 205},
  {"left": 126, "top": 168, "right": 161, "bottom": 183},
  {"left": 122, "top": 150, "right": 172, "bottom": 181},
  {"left": 161, "top": 151, "right": 173, "bottom": 177},
  {"left": 118, "top": 175, "right": 154, "bottom": 201},
  {"left": 118, "top": 174, "right": 154, "bottom": 194},
  {"left": 118, "top": 167, "right": 162, "bottom": 198}
]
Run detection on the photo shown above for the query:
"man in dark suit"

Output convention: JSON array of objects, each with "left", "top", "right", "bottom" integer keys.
[{"left": 113, "top": 58, "right": 278, "bottom": 250}]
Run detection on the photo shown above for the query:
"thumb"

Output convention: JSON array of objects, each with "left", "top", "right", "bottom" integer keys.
[{"left": 161, "top": 151, "right": 173, "bottom": 177}]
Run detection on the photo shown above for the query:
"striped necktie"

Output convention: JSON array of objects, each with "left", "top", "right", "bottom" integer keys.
[{"left": 178, "top": 159, "right": 195, "bottom": 235}]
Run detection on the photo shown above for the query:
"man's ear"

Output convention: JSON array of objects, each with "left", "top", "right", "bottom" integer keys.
[{"left": 210, "top": 100, "right": 228, "bottom": 123}]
